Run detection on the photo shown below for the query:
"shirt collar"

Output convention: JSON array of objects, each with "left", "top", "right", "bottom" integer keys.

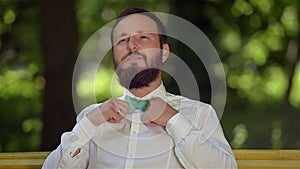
[{"left": 123, "top": 81, "right": 167, "bottom": 101}]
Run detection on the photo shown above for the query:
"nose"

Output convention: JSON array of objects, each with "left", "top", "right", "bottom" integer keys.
[{"left": 127, "top": 36, "right": 139, "bottom": 52}]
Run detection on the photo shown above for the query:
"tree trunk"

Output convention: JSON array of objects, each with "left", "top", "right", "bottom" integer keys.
[
  {"left": 171, "top": 0, "right": 212, "bottom": 103},
  {"left": 40, "top": 0, "right": 77, "bottom": 150}
]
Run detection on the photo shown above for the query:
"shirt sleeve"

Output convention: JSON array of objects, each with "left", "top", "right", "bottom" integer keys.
[
  {"left": 166, "top": 104, "right": 238, "bottom": 169},
  {"left": 42, "top": 104, "right": 99, "bottom": 169}
]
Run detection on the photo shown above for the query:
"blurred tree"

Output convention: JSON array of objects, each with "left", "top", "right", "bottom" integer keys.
[
  {"left": 173, "top": 0, "right": 299, "bottom": 148},
  {"left": 0, "top": 0, "right": 43, "bottom": 151}
]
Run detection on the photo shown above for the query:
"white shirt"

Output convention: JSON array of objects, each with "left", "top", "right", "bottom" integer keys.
[{"left": 43, "top": 83, "right": 237, "bottom": 168}]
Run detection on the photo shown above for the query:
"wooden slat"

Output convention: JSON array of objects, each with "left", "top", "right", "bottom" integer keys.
[
  {"left": 0, "top": 159, "right": 45, "bottom": 169},
  {"left": 0, "top": 152, "right": 50, "bottom": 159},
  {"left": 235, "top": 150, "right": 300, "bottom": 169},
  {"left": 234, "top": 149, "right": 300, "bottom": 160},
  {"left": 0, "top": 150, "right": 299, "bottom": 169},
  {"left": 237, "top": 160, "right": 300, "bottom": 169},
  {"left": 0, "top": 152, "right": 50, "bottom": 169}
]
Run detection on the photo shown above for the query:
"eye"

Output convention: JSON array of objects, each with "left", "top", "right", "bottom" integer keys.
[
  {"left": 117, "top": 38, "right": 127, "bottom": 45},
  {"left": 140, "top": 35, "right": 149, "bottom": 39}
]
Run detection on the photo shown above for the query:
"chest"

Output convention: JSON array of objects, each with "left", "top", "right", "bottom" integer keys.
[{"left": 87, "top": 113, "right": 182, "bottom": 168}]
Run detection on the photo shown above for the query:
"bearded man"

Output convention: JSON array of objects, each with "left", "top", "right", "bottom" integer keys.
[{"left": 43, "top": 7, "right": 237, "bottom": 169}]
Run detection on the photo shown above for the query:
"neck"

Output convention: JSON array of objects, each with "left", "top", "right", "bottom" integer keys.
[{"left": 129, "top": 72, "right": 162, "bottom": 98}]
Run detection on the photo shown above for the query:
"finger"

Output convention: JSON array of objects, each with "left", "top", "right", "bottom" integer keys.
[
  {"left": 144, "top": 100, "right": 164, "bottom": 120},
  {"left": 112, "top": 99, "right": 129, "bottom": 115},
  {"left": 111, "top": 104, "right": 128, "bottom": 118},
  {"left": 117, "top": 104, "right": 129, "bottom": 116},
  {"left": 145, "top": 121, "right": 159, "bottom": 127},
  {"left": 142, "top": 112, "right": 154, "bottom": 124},
  {"left": 108, "top": 111, "right": 124, "bottom": 123},
  {"left": 143, "top": 113, "right": 159, "bottom": 127},
  {"left": 112, "top": 98, "right": 129, "bottom": 108}
]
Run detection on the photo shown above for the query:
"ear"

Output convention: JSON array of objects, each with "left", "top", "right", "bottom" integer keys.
[{"left": 161, "top": 43, "right": 169, "bottom": 63}]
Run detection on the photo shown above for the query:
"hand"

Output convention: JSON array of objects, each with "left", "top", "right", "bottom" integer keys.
[
  {"left": 143, "top": 97, "right": 178, "bottom": 127},
  {"left": 87, "top": 98, "right": 129, "bottom": 126}
]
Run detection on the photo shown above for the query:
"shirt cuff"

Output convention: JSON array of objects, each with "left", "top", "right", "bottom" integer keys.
[
  {"left": 72, "top": 114, "right": 97, "bottom": 146},
  {"left": 166, "top": 113, "right": 193, "bottom": 144}
]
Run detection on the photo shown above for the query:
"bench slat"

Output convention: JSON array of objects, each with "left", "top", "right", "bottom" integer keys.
[
  {"left": 0, "top": 150, "right": 299, "bottom": 169},
  {"left": 237, "top": 160, "right": 300, "bottom": 169},
  {"left": 0, "top": 159, "right": 45, "bottom": 169},
  {"left": 0, "top": 152, "right": 50, "bottom": 159},
  {"left": 234, "top": 149, "right": 300, "bottom": 160}
]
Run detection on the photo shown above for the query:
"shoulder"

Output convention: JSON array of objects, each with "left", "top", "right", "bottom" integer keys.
[
  {"left": 166, "top": 92, "right": 212, "bottom": 110},
  {"left": 166, "top": 92, "right": 216, "bottom": 122}
]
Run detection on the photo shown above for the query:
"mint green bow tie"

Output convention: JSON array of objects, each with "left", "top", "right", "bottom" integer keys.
[{"left": 125, "top": 95, "right": 150, "bottom": 113}]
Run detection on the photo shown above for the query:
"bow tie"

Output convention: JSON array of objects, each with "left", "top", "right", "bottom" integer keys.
[{"left": 125, "top": 95, "right": 150, "bottom": 113}]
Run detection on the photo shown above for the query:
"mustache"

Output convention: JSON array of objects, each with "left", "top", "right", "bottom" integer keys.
[{"left": 121, "top": 51, "right": 147, "bottom": 62}]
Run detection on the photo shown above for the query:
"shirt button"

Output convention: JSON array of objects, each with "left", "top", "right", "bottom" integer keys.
[
  {"left": 128, "top": 153, "right": 133, "bottom": 158},
  {"left": 131, "top": 130, "right": 137, "bottom": 135}
]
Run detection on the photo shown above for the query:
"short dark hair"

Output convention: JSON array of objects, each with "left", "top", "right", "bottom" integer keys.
[{"left": 110, "top": 7, "right": 167, "bottom": 47}]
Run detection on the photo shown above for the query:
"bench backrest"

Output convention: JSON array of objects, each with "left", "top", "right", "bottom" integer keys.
[{"left": 0, "top": 150, "right": 299, "bottom": 169}]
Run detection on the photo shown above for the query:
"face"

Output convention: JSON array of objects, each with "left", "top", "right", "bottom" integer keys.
[{"left": 112, "top": 14, "right": 169, "bottom": 89}]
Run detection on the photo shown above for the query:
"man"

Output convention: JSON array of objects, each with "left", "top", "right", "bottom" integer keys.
[{"left": 43, "top": 8, "right": 237, "bottom": 168}]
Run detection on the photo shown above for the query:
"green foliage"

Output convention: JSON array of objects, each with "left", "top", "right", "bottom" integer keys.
[
  {"left": 207, "top": 0, "right": 298, "bottom": 104},
  {"left": 201, "top": 0, "right": 300, "bottom": 148},
  {"left": 76, "top": 0, "right": 171, "bottom": 50},
  {"left": 0, "top": 1, "right": 43, "bottom": 151},
  {"left": 289, "top": 62, "right": 300, "bottom": 108}
]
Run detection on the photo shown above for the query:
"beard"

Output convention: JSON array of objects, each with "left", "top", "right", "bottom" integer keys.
[{"left": 114, "top": 51, "right": 162, "bottom": 89}]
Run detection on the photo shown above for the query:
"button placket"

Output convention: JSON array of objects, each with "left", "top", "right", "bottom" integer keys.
[{"left": 125, "top": 112, "right": 141, "bottom": 168}]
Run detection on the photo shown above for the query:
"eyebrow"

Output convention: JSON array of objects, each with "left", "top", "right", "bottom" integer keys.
[{"left": 116, "top": 30, "right": 156, "bottom": 39}]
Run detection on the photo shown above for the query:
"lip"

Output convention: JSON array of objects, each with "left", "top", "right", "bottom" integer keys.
[{"left": 124, "top": 54, "right": 144, "bottom": 62}]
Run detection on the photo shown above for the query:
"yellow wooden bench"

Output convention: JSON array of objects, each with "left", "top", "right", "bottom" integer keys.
[{"left": 0, "top": 150, "right": 299, "bottom": 169}]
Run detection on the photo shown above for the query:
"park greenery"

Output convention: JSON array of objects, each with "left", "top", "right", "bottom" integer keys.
[{"left": 0, "top": 0, "right": 299, "bottom": 152}]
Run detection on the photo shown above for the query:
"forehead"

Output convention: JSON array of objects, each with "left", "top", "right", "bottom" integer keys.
[{"left": 113, "top": 14, "right": 159, "bottom": 38}]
